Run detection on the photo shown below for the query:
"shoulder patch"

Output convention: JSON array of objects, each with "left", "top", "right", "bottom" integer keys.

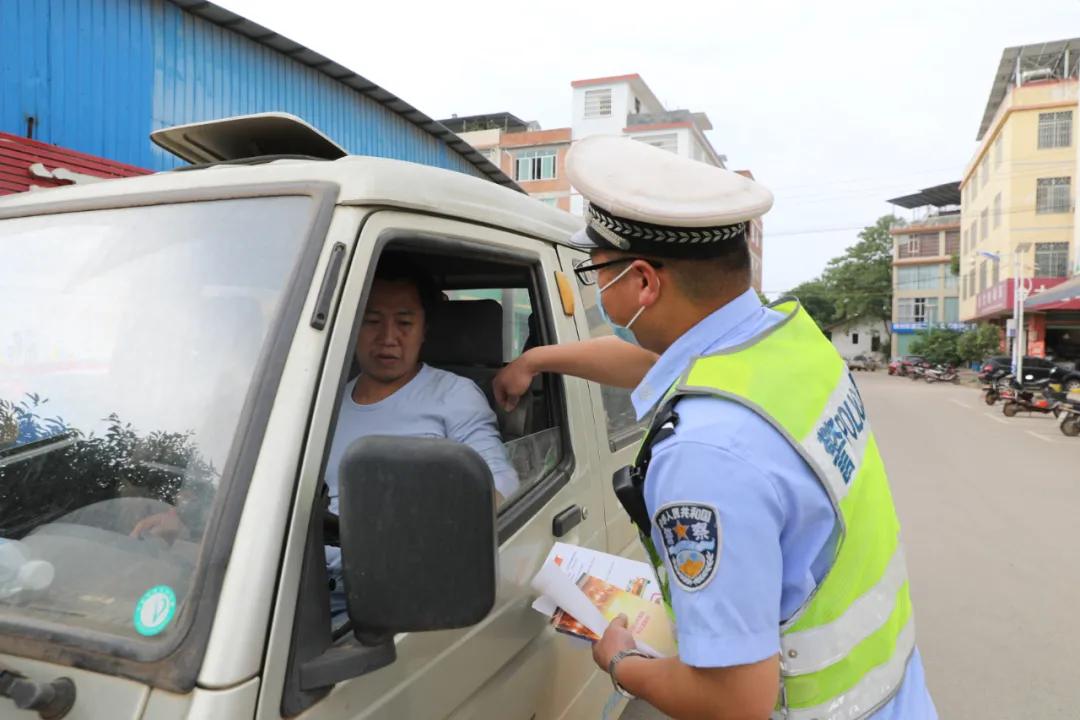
[{"left": 654, "top": 502, "right": 721, "bottom": 592}]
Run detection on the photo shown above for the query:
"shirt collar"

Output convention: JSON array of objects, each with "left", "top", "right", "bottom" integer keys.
[{"left": 631, "top": 288, "right": 764, "bottom": 419}]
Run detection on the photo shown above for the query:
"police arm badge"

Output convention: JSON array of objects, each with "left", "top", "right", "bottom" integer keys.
[{"left": 654, "top": 502, "right": 721, "bottom": 592}]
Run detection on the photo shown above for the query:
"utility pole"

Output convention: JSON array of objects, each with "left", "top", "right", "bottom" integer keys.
[{"left": 980, "top": 244, "right": 1031, "bottom": 382}]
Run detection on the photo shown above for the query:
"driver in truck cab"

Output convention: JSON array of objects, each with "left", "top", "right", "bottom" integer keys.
[{"left": 132, "top": 254, "right": 518, "bottom": 617}]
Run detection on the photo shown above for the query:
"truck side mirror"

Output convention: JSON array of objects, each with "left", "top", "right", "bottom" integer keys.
[{"left": 338, "top": 435, "right": 497, "bottom": 640}]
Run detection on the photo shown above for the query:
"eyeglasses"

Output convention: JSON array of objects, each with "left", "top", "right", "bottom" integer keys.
[{"left": 572, "top": 257, "right": 664, "bottom": 286}]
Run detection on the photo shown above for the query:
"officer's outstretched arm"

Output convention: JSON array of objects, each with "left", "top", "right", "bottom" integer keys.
[{"left": 492, "top": 336, "right": 658, "bottom": 411}]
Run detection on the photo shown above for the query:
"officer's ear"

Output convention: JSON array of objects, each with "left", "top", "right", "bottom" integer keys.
[{"left": 630, "top": 258, "right": 663, "bottom": 309}]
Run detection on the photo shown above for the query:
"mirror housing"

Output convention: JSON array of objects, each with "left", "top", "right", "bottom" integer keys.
[{"left": 338, "top": 435, "right": 497, "bottom": 640}]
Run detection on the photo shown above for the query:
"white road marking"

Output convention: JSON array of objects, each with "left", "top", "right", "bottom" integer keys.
[
  {"left": 1026, "top": 431, "right": 1063, "bottom": 444},
  {"left": 983, "top": 413, "right": 1011, "bottom": 425},
  {"left": 949, "top": 398, "right": 974, "bottom": 409}
]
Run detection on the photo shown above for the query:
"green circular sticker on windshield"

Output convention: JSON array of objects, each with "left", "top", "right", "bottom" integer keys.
[{"left": 134, "top": 585, "right": 177, "bottom": 636}]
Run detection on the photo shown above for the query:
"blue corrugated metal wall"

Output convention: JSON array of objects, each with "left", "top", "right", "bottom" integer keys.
[{"left": 0, "top": 0, "right": 479, "bottom": 175}]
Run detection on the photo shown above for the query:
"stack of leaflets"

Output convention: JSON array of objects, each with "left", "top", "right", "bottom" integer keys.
[{"left": 530, "top": 542, "right": 676, "bottom": 658}]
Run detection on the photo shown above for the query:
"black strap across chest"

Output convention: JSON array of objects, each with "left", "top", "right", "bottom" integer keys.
[{"left": 613, "top": 397, "right": 681, "bottom": 538}]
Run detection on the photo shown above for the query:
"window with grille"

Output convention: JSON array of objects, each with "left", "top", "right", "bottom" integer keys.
[
  {"left": 967, "top": 270, "right": 975, "bottom": 297},
  {"left": 970, "top": 221, "right": 977, "bottom": 247},
  {"left": 992, "top": 259, "right": 999, "bottom": 286},
  {"left": 1037, "top": 111, "right": 1072, "bottom": 149},
  {"left": 634, "top": 133, "right": 678, "bottom": 154},
  {"left": 1036, "top": 177, "right": 1071, "bottom": 214},
  {"left": 898, "top": 234, "right": 940, "bottom": 258},
  {"left": 993, "top": 134, "right": 1003, "bottom": 167},
  {"left": 980, "top": 157, "right": 989, "bottom": 187},
  {"left": 979, "top": 260, "right": 987, "bottom": 293},
  {"left": 993, "top": 193, "right": 1001, "bottom": 228},
  {"left": 514, "top": 149, "right": 557, "bottom": 182},
  {"left": 980, "top": 209, "right": 988, "bottom": 240},
  {"left": 944, "top": 231, "right": 960, "bottom": 255},
  {"left": 1035, "top": 242, "right": 1070, "bottom": 277},
  {"left": 584, "top": 89, "right": 613, "bottom": 119}
]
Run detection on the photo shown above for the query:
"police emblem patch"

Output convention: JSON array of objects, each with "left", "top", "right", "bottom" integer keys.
[{"left": 654, "top": 502, "right": 720, "bottom": 591}]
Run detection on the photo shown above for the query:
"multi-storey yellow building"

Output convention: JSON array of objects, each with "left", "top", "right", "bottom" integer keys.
[{"left": 960, "top": 39, "right": 1080, "bottom": 361}]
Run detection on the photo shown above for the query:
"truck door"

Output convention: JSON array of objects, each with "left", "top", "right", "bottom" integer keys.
[{"left": 258, "top": 211, "right": 613, "bottom": 720}]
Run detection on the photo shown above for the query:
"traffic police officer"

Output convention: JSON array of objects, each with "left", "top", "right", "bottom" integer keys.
[{"left": 493, "top": 136, "right": 937, "bottom": 719}]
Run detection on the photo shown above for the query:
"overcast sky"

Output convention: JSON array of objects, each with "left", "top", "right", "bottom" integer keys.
[{"left": 219, "top": 0, "right": 1079, "bottom": 294}]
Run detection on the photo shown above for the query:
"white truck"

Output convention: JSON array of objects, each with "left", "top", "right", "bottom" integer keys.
[{"left": 0, "top": 115, "right": 649, "bottom": 719}]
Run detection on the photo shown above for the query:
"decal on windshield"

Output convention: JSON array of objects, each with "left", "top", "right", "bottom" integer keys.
[{"left": 133, "top": 585, "right": 177, "bottom": 637}]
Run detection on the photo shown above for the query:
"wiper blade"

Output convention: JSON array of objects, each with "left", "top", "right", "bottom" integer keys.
[{"left": 0, "top": 663, "right": 76, "bottom": 718}]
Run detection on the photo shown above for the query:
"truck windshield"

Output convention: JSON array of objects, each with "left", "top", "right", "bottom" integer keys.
[{"left": 0, "top": 196, "right": 313, "bottom": 645}]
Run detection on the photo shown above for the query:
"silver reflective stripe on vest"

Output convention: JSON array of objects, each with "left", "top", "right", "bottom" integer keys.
[
  {"left": 780, "top": 618, "right": 916, "bottom": 720},
  {"left": 780, "top": 548, "right": 909, "bottom": 675},
  {"left": 800, "top": 369, "right": 872, "bottom": 506}
]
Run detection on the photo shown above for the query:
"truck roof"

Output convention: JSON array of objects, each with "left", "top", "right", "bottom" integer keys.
[{"left": 0, "top": 155, "right": 584, "bottom": 246}]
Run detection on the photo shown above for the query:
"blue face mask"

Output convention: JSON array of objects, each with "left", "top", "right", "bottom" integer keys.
[{"left": 597, "top": 263, "right": 645, "bottom": 344}]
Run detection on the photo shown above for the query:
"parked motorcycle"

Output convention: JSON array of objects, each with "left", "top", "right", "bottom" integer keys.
[
  {"left": 1001, "top": 377, "right": 1062, "bottom": 418},
  {"left": 1046, "top": 389, "right": 1080, "bottom": 437},
  {"left": 925, "top": 364, "right": 959, "bottom": 384},
  {"left": 908, "top": 361, "right": 931, "bottom": 381}
]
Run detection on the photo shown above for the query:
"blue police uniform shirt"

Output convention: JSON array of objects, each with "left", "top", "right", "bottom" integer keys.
[
  {"left": 324, "top": 363, "right": 519, "bottom": 616},
  {"left": 631, "top": 288, "right": 936, "bottom": 719}
]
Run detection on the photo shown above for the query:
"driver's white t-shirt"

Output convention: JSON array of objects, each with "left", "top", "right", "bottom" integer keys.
[{"left": 323, "top": 364, "right": 518, "bottom": 615}]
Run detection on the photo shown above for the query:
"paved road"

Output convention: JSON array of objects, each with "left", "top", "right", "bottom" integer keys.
[
  {"left": 625, "top": 370, "right": 1080, "bottom": 719},
  {"left": 864, "top": 370, "right": 1079, "bottom": 719}
]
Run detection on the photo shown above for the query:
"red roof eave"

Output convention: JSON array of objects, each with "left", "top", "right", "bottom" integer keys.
[{"left": 0, "top": 132, "right": 149, "bottom": 195}]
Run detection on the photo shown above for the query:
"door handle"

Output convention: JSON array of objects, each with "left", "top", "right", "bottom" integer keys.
[{"left": 552, "top": 505, "right": 585, "bottom": 537}]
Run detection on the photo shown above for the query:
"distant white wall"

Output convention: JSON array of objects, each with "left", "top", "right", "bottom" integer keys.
[{"left": 829, "top": 319, "right": 881, "bottom": 359}]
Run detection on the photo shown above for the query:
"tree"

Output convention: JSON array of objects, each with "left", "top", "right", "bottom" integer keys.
[
  {"left": 909, "top": 327, "right": 962, "bottom": 365},
  {"left": 786, "top": 278, "right": 836, "bottom": 328},
  {"left": 820, "top": 215, "right": 900, "bottom": 342},
  {"left": 957, "top": 324, "right": 1002, "bottom": 365},
  {"left": 781, "top": 215, "right": 902, "bottom": 336}
]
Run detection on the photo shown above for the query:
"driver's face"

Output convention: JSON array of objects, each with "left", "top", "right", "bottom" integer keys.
[{"left": 356, "top": 279, "right": 426, "bottom": 384}]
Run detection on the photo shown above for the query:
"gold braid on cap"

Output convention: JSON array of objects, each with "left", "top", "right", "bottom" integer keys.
[{"left": 587, "top": 204, "right": 747, "bottom": 246}]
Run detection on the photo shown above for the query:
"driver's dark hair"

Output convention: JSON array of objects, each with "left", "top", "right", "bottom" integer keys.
[{"left": 373, "top": 253, "right": 440, "bottom": 316}]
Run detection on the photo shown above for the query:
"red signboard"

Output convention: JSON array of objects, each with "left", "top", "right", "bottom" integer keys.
[{"left": 975, "top": 277, "right": 1072, "bottom": 317}]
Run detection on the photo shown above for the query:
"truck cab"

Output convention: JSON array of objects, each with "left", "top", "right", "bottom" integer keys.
[{"left": 0, "top": 116, "right": 648, "bottom": 719}]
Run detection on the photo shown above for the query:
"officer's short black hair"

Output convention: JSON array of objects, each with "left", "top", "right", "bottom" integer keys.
[
  {"left": 630, "top": 236, "right": 750, "bottom": 301},
  {"left": 372, "top": 253, "right": 440, "bottom": 316}
]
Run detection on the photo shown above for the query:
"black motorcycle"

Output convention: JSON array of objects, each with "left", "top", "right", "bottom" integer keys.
[
  {"left": 1047, "top": 389, "right": 1080, "bottom": 437},
  {"left": 981, "top": 368, "right": 1010, "bottom": 405},
  {"left": 1000, "top": 377, "right": 1062, "bottom": 418}
]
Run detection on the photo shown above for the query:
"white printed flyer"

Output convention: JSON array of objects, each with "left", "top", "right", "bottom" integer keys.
[{"left": 530, "top": 542, "right": 676, "bottom": 658}]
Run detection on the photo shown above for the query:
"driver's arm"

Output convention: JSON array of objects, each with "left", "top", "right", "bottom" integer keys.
[{"left": 130, "top": 505, "right": 185, "bottom": 544}]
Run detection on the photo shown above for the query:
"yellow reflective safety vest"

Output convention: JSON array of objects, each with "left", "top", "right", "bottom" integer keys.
[{"left": 632, "top": 301, "right": 915, "bottom": 720}]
